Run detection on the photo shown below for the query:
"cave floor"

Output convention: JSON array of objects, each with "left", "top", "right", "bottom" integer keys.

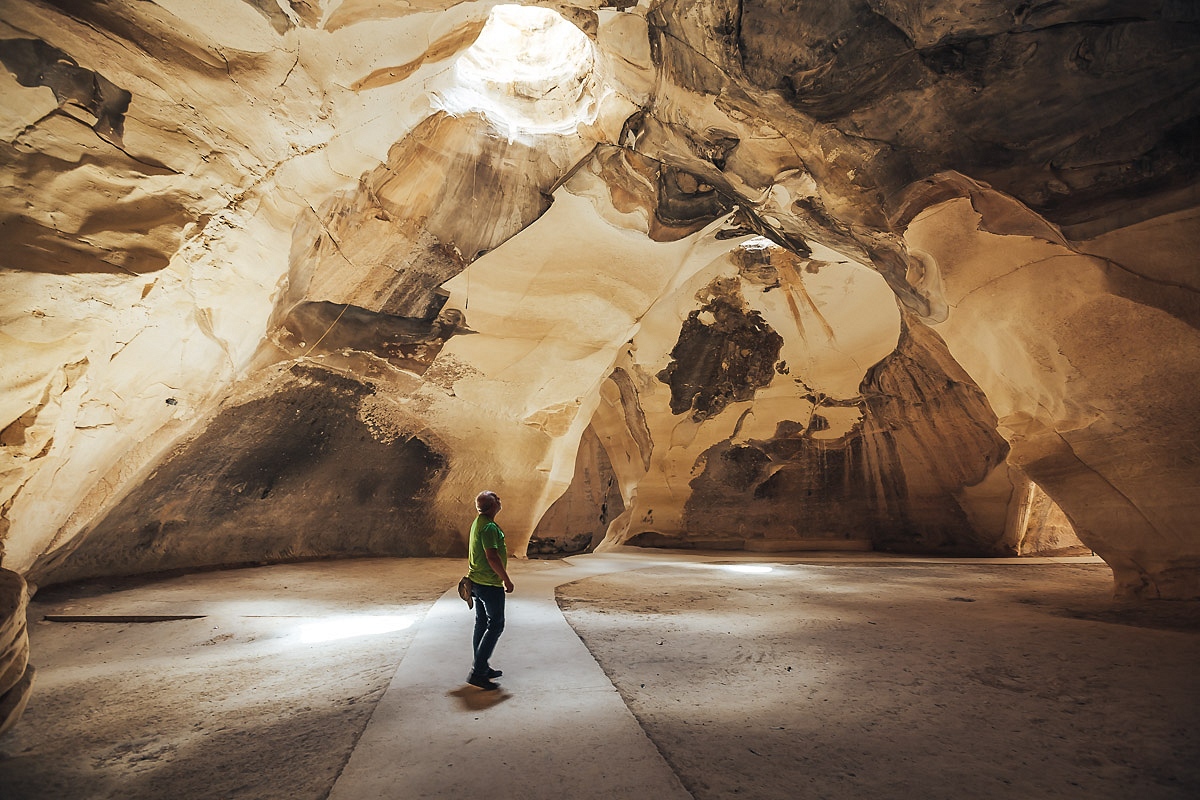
[{"left": 1, "top": 550, "right": 1198, "bottom": 799}]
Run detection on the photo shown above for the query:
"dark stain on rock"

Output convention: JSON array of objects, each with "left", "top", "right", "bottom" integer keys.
[
  {"left": 729, "top": 242, "right": 779, "bottom": 286},
  {"left": 277, "top": 300, "right": 460, "bottom": 373},
  {"left": 857, "top": 316, "right": 1011, "bottom": 552},
  {"left": 380, "top": 243, "right": 464, "bottom": 319},
  {"left": 713, "top": 444, "right": 773, "bottom": 493},
  {"left": 657, "top": 279, "right": 783, "bottom": 420},
  {"left": 667, "top": 315, "right": 1012, "bottom": 554},
  {"left": 657, "top": 165, "right": 731, "bottom": 230},
  {"left": 0, "top": 38, "right": 132, "bottom": 142},
  {"left": 694, "top": 129, "right": 740, "bottom": 170},
  {"left": 579, "top": 146, "right": 731, "bottom": 242}
]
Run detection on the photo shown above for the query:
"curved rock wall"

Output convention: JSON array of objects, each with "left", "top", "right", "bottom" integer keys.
[
  {"left": 529, "top": 425, "right": 625, "bottom": 557},
  {"left": 33, "top": 361, "right": 458, "bottom": 583},
  {"left": 0, "top": 568, "right": 34, "bottom": 736},
  {"left": 0, "top": 1, "right": 1196, "bottom": 597},
  {"left": 1, "top": 0, "right": 462, "bottom": 573},
  {"left": 900, "top": 176, "right": 1200, "bottom": 597}
]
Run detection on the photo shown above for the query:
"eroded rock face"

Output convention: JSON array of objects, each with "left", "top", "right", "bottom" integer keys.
[
  {"left": 623, "top": 313, "right": 1019, "bottom": 554},
  {"left": 35, "top": 362, "right": 456, "bottom": 583},
  {"left": 736, "top": 0, "right": 1200, "bottom": 225},
  {"left": 528, "top": 426, "right": 624, "bottom": 557},
  {"left": 900, "top": 178, "right": 1200, "bottom": 597},
  {"left": 656, "top": 278, "right": 784, "bottom": 420},
  {"left": 0, "top": 568, "right": 34, "bottom": 736},
  {"left": 0, "top": 1, "right": 1196, "bottom": 598}
]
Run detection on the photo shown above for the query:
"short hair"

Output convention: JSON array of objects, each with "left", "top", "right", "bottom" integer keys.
[{"left": 475, "top": 491, "right": 500, "bottom": 515}]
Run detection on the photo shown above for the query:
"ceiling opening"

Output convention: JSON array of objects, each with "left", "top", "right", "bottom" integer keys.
[{"left": 437, "top": 5, "right": 598, "bottom": 137}]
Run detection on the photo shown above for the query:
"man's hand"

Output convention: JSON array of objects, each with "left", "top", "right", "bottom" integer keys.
[{"left": 486, "top": 547, "right": 514, "bottom": 593}]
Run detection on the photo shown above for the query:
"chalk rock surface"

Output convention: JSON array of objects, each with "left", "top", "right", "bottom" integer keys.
[
  {"left": 0, "top": 569, "right": 34, "bottom": 736},
  {"left": 2, "top": 1, "right": 1198, "bottom": 597}
]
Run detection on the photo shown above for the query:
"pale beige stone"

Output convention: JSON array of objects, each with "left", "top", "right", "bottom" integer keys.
[{"left": 0, "top": 1, "right": 1195, "bottom": 601}]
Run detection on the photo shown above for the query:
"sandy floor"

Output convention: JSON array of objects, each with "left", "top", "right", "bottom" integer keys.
[
  {"left": 1, "top": 556, "right": 1198, "bottom": 799},
  {"left": 558, "top": 560, "right": 1200, "bottom": 799},
  {"left": 0, "top": 558, "right": 465, "bottom": 800}
]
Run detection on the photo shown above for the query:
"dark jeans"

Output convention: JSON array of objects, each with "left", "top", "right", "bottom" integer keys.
[{"left": 471, "top": 582, "right": 506, "bottom": 677}]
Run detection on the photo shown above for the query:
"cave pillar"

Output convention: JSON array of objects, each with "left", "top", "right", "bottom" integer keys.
[
  {"left": 1006, "top": 422, "right": 1199, "bottom": 598},
  {"left": 902, "top": 181, "right": 1200, "bottom": 598},
  {"left": 0, "top": 568, "right": 35, "bottom": 735}
]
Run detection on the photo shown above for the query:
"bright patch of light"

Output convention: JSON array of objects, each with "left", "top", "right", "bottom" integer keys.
[
  {"left": 298, "top": 615, "right": 415, "bottom": 644},
  {"left": 723, "top": 564, "right": 775, "bottom": 574},
  {"left": 740, "top": 236, "right": 778, "bottom": 251},
  {"left": 436, "top": 5, "right": 598, "bottom": 137}
]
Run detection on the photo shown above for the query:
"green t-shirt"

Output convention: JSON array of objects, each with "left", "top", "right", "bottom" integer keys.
[{"left": 467, "top": 515, "right": 507, "bottom": 586}]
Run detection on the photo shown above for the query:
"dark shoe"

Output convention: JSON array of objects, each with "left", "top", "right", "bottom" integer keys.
[
  {"left": 487, "top": 668, "right": 502, "bottom": 678},
  {"left": 467, "top": 673, "right": 499, "bottom": 691}
]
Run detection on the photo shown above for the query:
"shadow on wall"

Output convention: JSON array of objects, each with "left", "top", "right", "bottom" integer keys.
[
  {"left": 528, "top": 427, "right": 625, "bottom": 558},
  {"left": 30, "top": 362, "right": 457, "bottom": 588}
]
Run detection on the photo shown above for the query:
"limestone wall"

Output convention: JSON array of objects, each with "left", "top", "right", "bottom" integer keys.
[
  {"left": 1, "top": 1, "right": 1196, "bottom": 596},
  {"left": 0, "top": 569, "right": 34, "bottom": 736}
]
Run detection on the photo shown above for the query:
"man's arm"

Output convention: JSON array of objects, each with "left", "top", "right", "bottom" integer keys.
[{"left": 485, "top": 548, "right": 514, "bottom": 593}]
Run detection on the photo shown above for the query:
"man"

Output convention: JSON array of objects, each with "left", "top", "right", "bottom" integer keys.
[{"left": 466, "top": 490, "right": 514, "bottom": 690}]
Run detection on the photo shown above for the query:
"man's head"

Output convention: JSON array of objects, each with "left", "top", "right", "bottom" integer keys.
[{"left": 476, "top": 490, "right": 501, "bottom": 516}]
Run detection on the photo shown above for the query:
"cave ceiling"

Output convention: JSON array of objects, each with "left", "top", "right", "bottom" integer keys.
[{"left": 1, "top": 0, "right": 1198, "bottom": 598}]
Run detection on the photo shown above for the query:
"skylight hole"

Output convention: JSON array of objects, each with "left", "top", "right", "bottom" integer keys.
[{"left": 438, "top": 5, "right": 599, "bottom": 137}]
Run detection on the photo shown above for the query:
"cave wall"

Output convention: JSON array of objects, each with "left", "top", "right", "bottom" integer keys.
[
  {"left": 33, "top": 361, "right": 458, "bottom": 583},
  {"left": 0, "top": 568, "right": 33, "bottom": 736},
  {"left": 1, "top": 0, "right": 472, "bottom": 573},
  {"left": 0, "top": 0, "right": 1196, "bottom": 599},
  {"left": 528, "top": 425, "right": 625, "bottom": 557},
  {"left": 900, "top": 178, "right": 1200, "bottom": 597},
  {"left": 613, "top": 308, "right": 1022, "bottom": 555}
]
